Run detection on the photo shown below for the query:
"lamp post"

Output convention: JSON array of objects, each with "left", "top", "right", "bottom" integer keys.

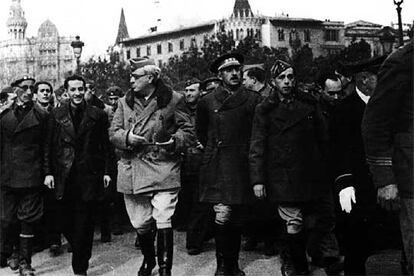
[
  {"left": 379, "top": 26, "right": 396, "bottom": 55},
  {"left": 71, "top": 35, "right": 84, "bottom": 74},
  {"left": 393, "top": 0, "right": 404, "bottom": 46}
]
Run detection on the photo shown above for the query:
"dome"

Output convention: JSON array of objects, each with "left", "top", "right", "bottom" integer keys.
[
  {"left": 38, "top": 19, "right": 59, "bottom": 38},
  {"left": 6, "top": 0, "right": 27, "bottom": 29}
]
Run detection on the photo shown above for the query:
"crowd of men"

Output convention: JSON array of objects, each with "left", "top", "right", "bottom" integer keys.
[{"left": 0, "top": 40, "right": 412, "bottom": 276}]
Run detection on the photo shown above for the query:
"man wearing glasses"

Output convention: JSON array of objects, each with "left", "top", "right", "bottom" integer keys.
[
  {"left": 0, "top": 76, "right": 49, "bottom": 276},
  {"left": 109, "top": 57, "right": 194, "bottom": 276}
]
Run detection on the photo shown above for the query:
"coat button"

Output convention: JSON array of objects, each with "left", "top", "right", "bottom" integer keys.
[{"left": 214, "top": 109, "right": 218, "bottom": 113}]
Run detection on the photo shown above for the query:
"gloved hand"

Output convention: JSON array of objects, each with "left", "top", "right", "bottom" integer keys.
[
  {"left": 339, "top": 186, "right": 356, "bottom": 213},
  {"left": 377, "top": 184, "right": 399, "bottom": 211}
]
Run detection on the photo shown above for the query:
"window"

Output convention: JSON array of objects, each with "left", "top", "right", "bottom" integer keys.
[
  {"left": 168, "top": 42, "right": 173, "bottom": 53},
  {"left": 304, "top": 29, "right": 311, "bottom": 42},
  {"left": 136, "top": 47, "right": 141, "bottom": 57},
  {"left": 147, "top": 45, "right": 151, "bottom": 56},
  {"left": 126, "top": 50, "right": 131, "bottom": 59},
  {"left": 278, "top": 29, "right": 285, "bottom": 41},
  {"left": 158, "top": 60, "right": 163, "bottom": 68},
  {"left": 191, "top": 37, "right": 196, "bottom": 47},
  {"left": 325, "top": 29, "right": 339, "bottom": 42},
  {"left": 157, "top": 44, "right": 162, "bottom": 54},
  {"left": 180, "top": 39, "right": 184, "bottom": 50}
]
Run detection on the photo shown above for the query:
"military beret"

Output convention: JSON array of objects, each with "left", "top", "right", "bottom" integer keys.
[
  {"left": 106, "top": 86, "right": 123, "bottom": 97},
  {"left": 11, "top": 75, "right": 35, "bottom": 87},
  {"left": 339, "top": 55, "right": 387, "bottom": 75},
  {"left": 210, "top": 53, "right": 244, "bottom": 74},
  {"left": 270, "top": 59, "right": 293, "bottom": 78},
  {"left": 130, "top": 57, "right": 156, "bottom": 72},
  {"left": 243, "top": 63, "right": 265, "bottom": 72}
]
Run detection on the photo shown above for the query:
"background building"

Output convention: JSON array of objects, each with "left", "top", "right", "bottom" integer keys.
[
  {"left": 116, "top": 0, "right": 405, "bottom": 65},
  {"left": 0, "top": 0, "right": 76, "bottom": 88}
]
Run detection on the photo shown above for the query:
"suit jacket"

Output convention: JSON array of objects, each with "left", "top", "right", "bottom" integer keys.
[
  {"left": 44, "top": 102, "right": 112, "bottom": 201},
  {"left": 330, "top": 91, "right": 376, "bottom": 210},
  {"left": 196, "top": 86, "right": 261, "bottom": 204},
  {"left": 0, "top": 103, "right": 49, "bottom": 189},
  {"left": 249, "top": 90, "right": 330, "bottom": 203},
  {"left": 362, "top": 42, "right": 413, "bottom": 199}
]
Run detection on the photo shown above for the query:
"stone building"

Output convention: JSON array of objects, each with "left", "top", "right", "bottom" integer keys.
[
  {"left": 0, "top": 0, "right": 76, "bottom": 88},
  {"left": 116, "top": 0, "right": 401, "bottom": 66}
]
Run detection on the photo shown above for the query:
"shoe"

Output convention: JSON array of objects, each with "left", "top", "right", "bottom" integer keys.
[
  {"left": 18, "top": 261, "right": 35, "bottom": 276},
  {"left": 0, "top": 254, "right": 8, "bottom": 268},
  {"left": 67, "top": 244, "right": 72, "bottom": 253},
  {"left": 100, "top": 233, "right": 111, "bottom": 243},
  {"left": 264, "top": 241, "right": 277, "bottom": 256},
  {"left": 135, "top": 234, "right": 140, "bottom": 249},
  {"left": 280, "top": 233, "right": 309, "bottom": 276},
  {"left": 49, "top": 244, "right": 63, "bottom": 257},
  {"left": 243, "top": 238, "right": 257, "bottom": 251},
  {"left": 112, "top": 224, "right": 123, "bottom": 236},
  {"left": 7, "top": 252, "right": 19, "bottom": 271},
  {"left": 187, "top": 248, "right": 201, "bottom": 255}
]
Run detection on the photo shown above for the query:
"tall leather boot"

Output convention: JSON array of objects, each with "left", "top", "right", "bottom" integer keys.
[
  {"left": 214, "top": 224, "right": 227, "bottom": 276},
  {"left": 227, "top": 225, "right": 245, "bottom": 276},
  {"left": 281, "top": 232, "right": 309, "bottom": 276},
  {"left": 157, "top": 228, "right": 173, "bottom": 276},
  {"left": 19, "top": 237, "right": 35, "bottom": 276},
  {"left": 137, "top": 230, "right": 156, "bottom": 276}
]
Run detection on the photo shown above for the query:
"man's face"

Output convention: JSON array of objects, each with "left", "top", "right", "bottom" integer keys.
[
  {"left": 67, "top": 80, "right": 85, "bottom": 106},
  {"left": 323, "top": 78, "right": 344, "bottom": 103},
  {"left": 36, "top": 84, "right": 52, "bottom": 104},
  {"left": 218, "top": 66, "right": 242, "bottom": 89},
  {"left": 85, "top": 83, "right": 94, "bottom": 101},
  {"left": 242, "top": 71, "right": 255, "bottom": 90},
  {"left": 271, "top": 67, "right": 295, "bottom": 96},
  {"left": 17, "top": 79, "right": 35, "bottom": 103},
  {"left": 130, "top": 68, "right": 150, "bottom": 92},
  {"left": 108, "top": 96, "right": 119, "bottom": 106},
  {"left": 184, "top": 83, "right": 201, "bottom": 104}
]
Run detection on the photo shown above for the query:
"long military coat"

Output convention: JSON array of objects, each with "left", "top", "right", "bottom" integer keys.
[
  {"left": 0, "top": 103, "right": 49, "bottom": 189},
  {"left": 43, "top": 103, "right": 112, "bottom": 201},
  {"left": 109, "top": 79, "right": 194, "bottom": 195},
  {"left": 196, "top": 86, "right": 261, "bottom": 205},
  {"left": 249, "top": 91, "right": 330, "bottom": 203}
]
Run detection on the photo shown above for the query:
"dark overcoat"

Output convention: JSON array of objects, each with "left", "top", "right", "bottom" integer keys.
[
  {"left": 0, "top": 104, "right": 49, "bottom": 189},
  {"left": 44, "top": 102, "right": 112, "bottom": 201},
  {"left": 196, "top": 86, "right": 261, "bottom": 205},
  {"left": 330, "top": 91, "right": 376, "bottom": 212},
  {"left": 249, "top": 90, "right": 330, "bottom": 203},
  {"left": 362, "top": 42, "right": 413, "bottom": 199}
]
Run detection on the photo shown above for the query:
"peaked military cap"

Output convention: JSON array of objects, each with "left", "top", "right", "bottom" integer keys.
[
  {"left": 210, "top": 53, "right": 244, "bottom": 74},
  {"left": 243, "top": 63, "right": 265, "bottom": 72},
  {"left": 106, "top": 86, "right": 123, "bottom": 97},
  {"left": 11, "top": 75, "right": 36, "bottom": 87}
]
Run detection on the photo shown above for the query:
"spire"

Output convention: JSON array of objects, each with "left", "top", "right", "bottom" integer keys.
[
  {"left": 7, "top": 0, "right": 28, "bottom": 40},
  {"left": 232, "top": 0, "right": 253, "bottom": 18},
  {"left": 115, "top": 8, "right": 129, "bottom": 44}
]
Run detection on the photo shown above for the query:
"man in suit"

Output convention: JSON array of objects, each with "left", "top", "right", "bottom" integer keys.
[
  {"left": 196, "top": 53, "right": 261, "bottom": 276},
  {"left": 330, "top": 56, "right": 399, "bottom": 275},
  {"left": 362, "top": 42, "right": 413, "bottom": 275},
  {"left": 0, "top": 76, "right": 49, "bottom": 276},
  {"left": 43, "top": 75, "right": 112, "bottom": 276}
]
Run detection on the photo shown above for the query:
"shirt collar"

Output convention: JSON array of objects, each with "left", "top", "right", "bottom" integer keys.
[{"left": 356, "top": 87, "right": 370, "bottom": 104}]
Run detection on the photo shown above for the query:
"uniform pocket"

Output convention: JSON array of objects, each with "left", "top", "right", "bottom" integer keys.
[{"left": 117, "top": 159, "right": 133, "bottom": 193}]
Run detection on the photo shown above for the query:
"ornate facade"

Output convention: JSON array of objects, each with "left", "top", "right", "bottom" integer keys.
[
  {"left": 117, "top": 0, "right": 400, "bottom": 66},
  {"left": 0, "top": 0, "right": 76, "bottom": 88}
]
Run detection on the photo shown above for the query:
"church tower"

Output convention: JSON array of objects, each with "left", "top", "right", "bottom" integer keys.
[
  {"left": 225, "top": 0, "right": 263, "bottom": 42},
  {"left": 115, "top": 8, "right": 130, "bottom": 44},
  {"left": 7, "top": 0, "right": 28, "bottom": 40}
]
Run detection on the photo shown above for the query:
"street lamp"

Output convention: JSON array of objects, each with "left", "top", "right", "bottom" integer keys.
[
  {"left": 379, "top": 26, "right": 396, "bottom": 55},
  {"left": 393, "top": 0, "right": 404, "bottom": 46},
  {"left": 71, "top": 35, "right": 84, "bottom": 74}
]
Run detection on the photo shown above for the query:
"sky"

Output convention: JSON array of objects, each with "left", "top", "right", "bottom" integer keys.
[{"left": 0, "top": 0, "right": 413, "bottom": 59}]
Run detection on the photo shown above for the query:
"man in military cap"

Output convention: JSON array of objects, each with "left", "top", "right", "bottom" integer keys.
[
  {"left": 109, "top": 57, "right": 194, "bottom": 276},
  {"left": 362, "top": 42, "right": 413, "bottom": 275},
  {"left": 242, "top": 64, "right": 271, "bottom": 97},
  {"left": 0, "top": 75, "right": 49, "bottom": 275},
  {"left": 330, "top": 55, "right": 402, "bottom": 275},
  {"left": 196, "top": 53, "right": 261, "bottom": 275},
  {"left": 200, "top": 77, "right": 221, "bottom": 96},
  {"left": 249, "top": 60, "right": 330, "bottom": 275}
]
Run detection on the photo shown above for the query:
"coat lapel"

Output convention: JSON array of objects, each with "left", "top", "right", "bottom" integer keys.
[
  {"left": 215, "top": 87, "right": 249, "bottom": 111},
  {"left": 55, "top": 104, "right": 76, "bottom": 140},
  {"left": 132, "top": 97, "right": 159, "bottom": 135},
  {"left": 14, "top": 106, "right": 40, "bottom": 134},
  {"left": 281, "top": 100, "right": 313, "bottom": 132},
  {"left": 76, "top": 105, "right": 99, "bottom": 138}
]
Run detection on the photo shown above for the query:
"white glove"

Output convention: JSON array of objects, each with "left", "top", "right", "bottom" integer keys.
[{"left": 339, "top": 186, "right": 356, "bottom": 213}]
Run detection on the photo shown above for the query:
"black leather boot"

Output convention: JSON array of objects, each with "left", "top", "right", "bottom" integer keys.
[
  {"left": 157, "top": 228, "right": 173, "bottom": 276},
  {"left": 137, "top": 230, "right": 156, "bottom": 276},
  {"left": 214, "top": 224, "right": 227, "bottom": 276},
  {"left": 19, "top": 237, "right": 35, "bottom": 276},
  {"left": 281, "top": 232, "right": 309, "bottom": 276},
  {"left": 227, "top": 226, "right": 245, "bottom": 276}
]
